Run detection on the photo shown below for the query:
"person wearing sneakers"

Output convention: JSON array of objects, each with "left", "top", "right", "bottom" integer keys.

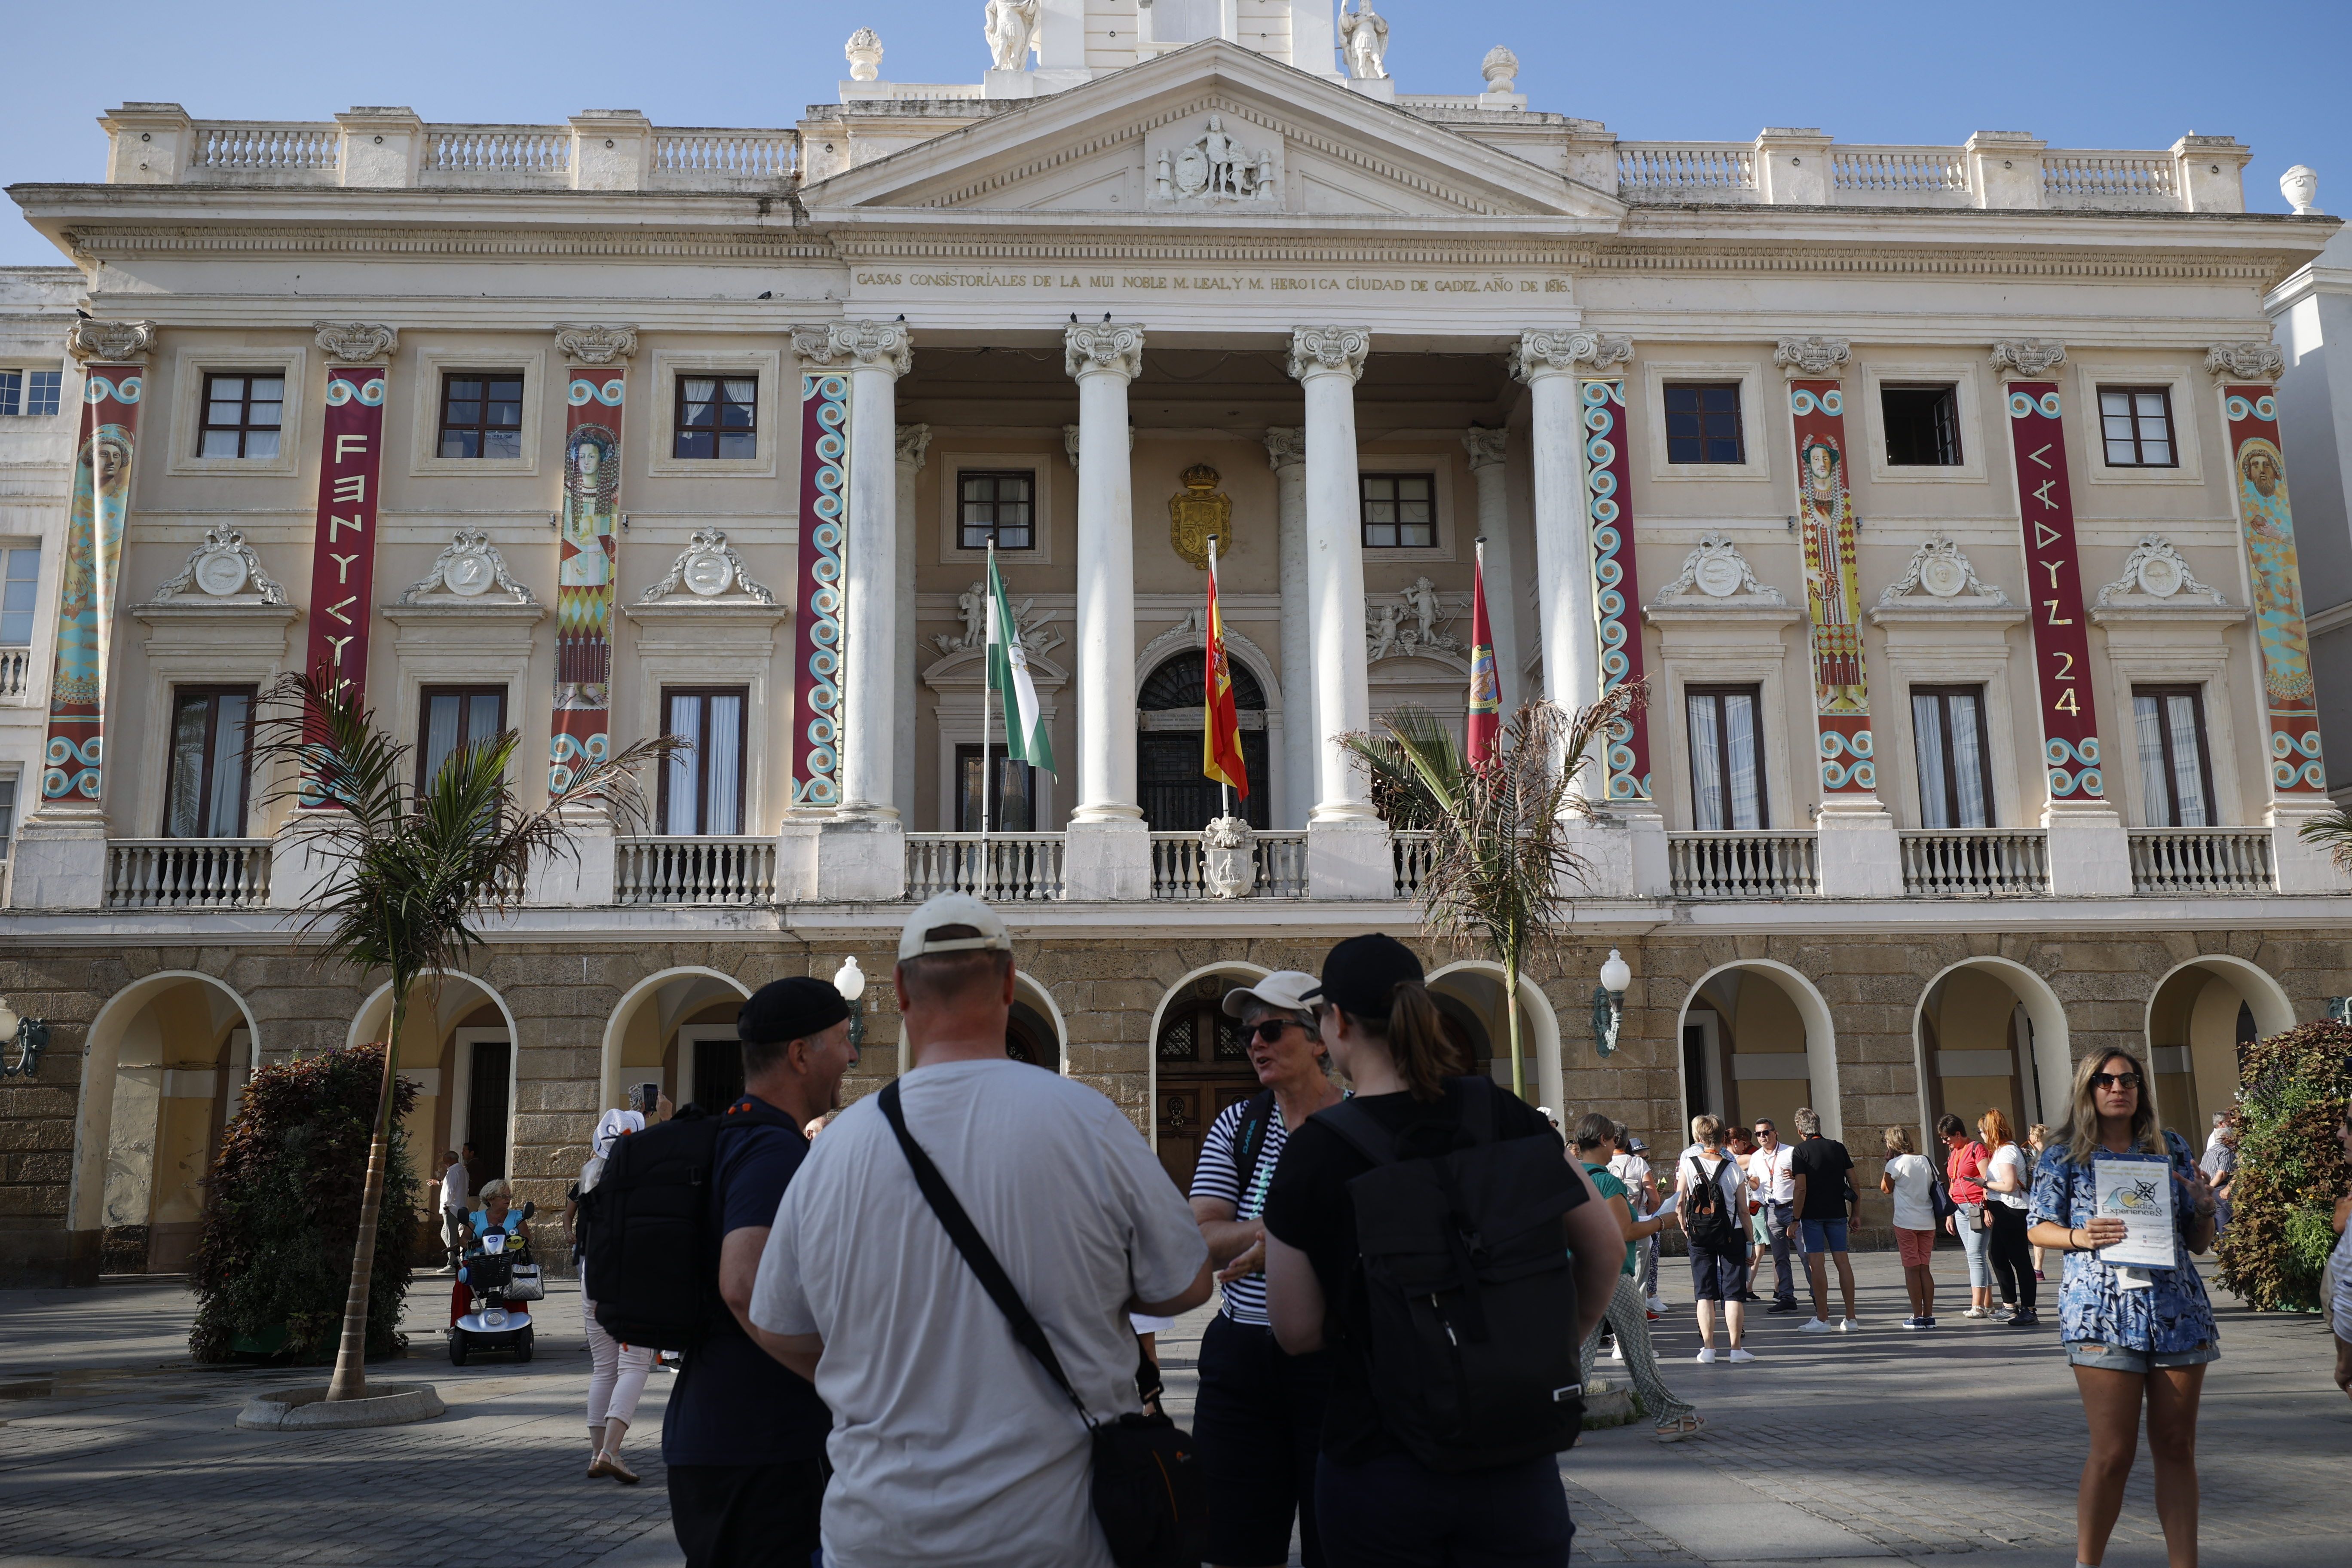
[
  {"left": 1677, "top": 1115, "right": 1754, "bottom": 1364},
  {"left": 1980, "top": 1109, "right": 2040, "bottom": 1328},
  {"left": 1746, "top": 1119, "right": 1801, "bottom": 1314},
  {"left": 1574, "top": 1115, "right": 1703, "bottom": 1441},
  {"left": 1789, "top": 1107, "right": 1860, "bottom": 1333},
  {"left": 1939, "top": 1115, "right": 1996, "bottom": 1317},
  {"left": 1880, "top": 1125, "right": 1939, "bottom": 1329}
]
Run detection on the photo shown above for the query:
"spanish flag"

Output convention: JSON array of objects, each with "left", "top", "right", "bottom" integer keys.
[
  {"left": 1467, "top": 538, "right": 1501, "bottom": 766},
  {"left": 1203, "top": 536, "right": 1249, "bottom": 799}
]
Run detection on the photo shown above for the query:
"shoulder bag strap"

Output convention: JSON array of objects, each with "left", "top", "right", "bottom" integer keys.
[
  {"left": 1233, "top": 1089, "right": 1279, "bottom": 1206},
  {"left": 878, "top": 1080, "right": 1094, "bottom": 1427},
  {"left": 1312, "top": 1098, "right": 1399, "bottom": 1169}
]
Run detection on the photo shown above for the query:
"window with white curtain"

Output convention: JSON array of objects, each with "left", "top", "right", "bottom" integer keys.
[
  {"left": 2132, "top": 686, "right": 2214, "bottom": 827},
  {"left": 662, "top": 687, "right": 747, "bottom": 835},
  {"left": 1911, "top": 686, "right": 1994, "bottom": 829},
  {"left": 417, "top": 686, "right": 508, "bottom": 793},
  {"left": 1686, "top": 686, "right": 1766, "bottom": 830},
  {"left": 164, "top": 686, "right": 255, "bottom": 838}
]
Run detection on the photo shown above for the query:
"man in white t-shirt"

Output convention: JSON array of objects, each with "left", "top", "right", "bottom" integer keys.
[
  {"left": 1746, "top": 1119, "right": 1801, "bottom": 1312},
  {"left": 438, "top": 1150, "right": 469, "bottom": 1269},
  {"left": 749, "top": 894, "right": 1213, "bottom": 1568}
]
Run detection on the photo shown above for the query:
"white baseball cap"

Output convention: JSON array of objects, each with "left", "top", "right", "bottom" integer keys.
[
  {"left": 1220, "top": 970, "right": 1321, "bottom": 1018},
  {"left": 897, "top": 891, "right": 1014, "bottom": 961}
]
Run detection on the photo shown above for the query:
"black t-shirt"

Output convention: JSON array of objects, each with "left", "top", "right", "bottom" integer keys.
[
  {"left": 1791, "top": 1136, "right": 1856, "bottom": 1222},
  {"left": 1261, "top": 1078, "right": 1571, "bottom": 1464},
  {"left": 662, "top": 1096, "right": 832, "bottom": 1468}
]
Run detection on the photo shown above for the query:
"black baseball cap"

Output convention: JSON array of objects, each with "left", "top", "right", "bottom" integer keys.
[
  {"left": 738, "top": 976, "right": 851, "bottom": 1046},
  {"left": 1304, "top": 933, "right": 1424, "bottom": 1020}
]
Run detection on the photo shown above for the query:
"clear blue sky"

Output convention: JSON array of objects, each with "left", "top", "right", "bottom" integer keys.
[{"left": 5, "top": 0, "right": 2347, "bottom": 266}]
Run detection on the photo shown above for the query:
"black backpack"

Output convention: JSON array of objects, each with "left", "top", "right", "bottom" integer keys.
[
  {"left": 1319, "top": 1078, "right": 1586, "bottom": 1473},
  {"left": 582, "top": 1099, "right": 796, "bottom": 1350},
  {"left": 1684, "top": 1155, "right": 1738, "bottom": 1253}
]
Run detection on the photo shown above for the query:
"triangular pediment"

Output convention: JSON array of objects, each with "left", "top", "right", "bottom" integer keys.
[{"left": 804, "top": 40, "right": 1620, "bottom": 226}]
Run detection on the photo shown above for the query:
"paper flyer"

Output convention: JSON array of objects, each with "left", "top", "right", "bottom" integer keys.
[{"left": 2092, "top": 1153, "right": 2177, "bottom": 1271}]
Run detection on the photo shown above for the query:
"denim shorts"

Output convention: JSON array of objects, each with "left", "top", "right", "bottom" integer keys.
[
  {"left": 2064, "top": 1339, "right": 2221, "bottom": 1374},
  {"left": 1800, "top": 1218, "right": 1850, "bottom": 1253}
]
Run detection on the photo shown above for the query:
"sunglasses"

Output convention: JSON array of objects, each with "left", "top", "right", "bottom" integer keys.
[
  {"left": 2092, "top": 1071, "right": 2143, "bottom": 1090},
  {"left": 1248, "top": 1018, "right": 1302, "bottom": 1044}
]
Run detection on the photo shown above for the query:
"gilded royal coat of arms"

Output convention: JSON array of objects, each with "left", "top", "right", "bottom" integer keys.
[{"left": 1168, "top": 463, "right": 1232, "bottom": 570}]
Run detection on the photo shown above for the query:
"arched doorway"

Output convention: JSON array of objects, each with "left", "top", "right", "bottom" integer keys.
[
  {"left": 71, "top": 972, "right": 260, "bottom": 1275},
  {"left": 1912, "top": 959, "right": 2071, "bottom": 1148},
  {"left": 597, "top": 968, "right": 755, "bottom": 1119},
  {"left": 1677, "top": 962, "right": 1841, "bottom": 1143},
  {"left": 1427, "top": 962, "right": 1566, "bottom": 1112},
  {"left": 1137, "top": 651, "right": 1269, "bottom": 830},
  {"left": 1152, "top": 967, "right": 1267, "bottom": 1187},
  {"left": 2144, "top": 957, "right": 2295, "bottom": 1138},
  {"left": 351, "top": 971, "right": 522, "bottom": 1189}
]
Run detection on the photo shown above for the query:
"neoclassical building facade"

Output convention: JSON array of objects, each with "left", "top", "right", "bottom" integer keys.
[{"left": 1, "top": 6, "right": 2346, "bottom": 1281}]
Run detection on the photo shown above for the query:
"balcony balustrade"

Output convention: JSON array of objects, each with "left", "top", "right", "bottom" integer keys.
[
  {"left": 615, "top": 836, "right": 776, "bottom": 906},
  {"left": 1392, "top": 829, "right": 1437, "bottom": 899},
  {"left": 905, "top": 833, "right": 1066, "bottom": 902},
  {"left": 1667, "top": 831, "right": 1820, "bottom": 899},
  {"left": 0, "top": 646, "right": 33, "bottom": 702},
  {"left": 2127, "top": 828, "right": 2275, "bottom": 895},
  {"left": 104, "top": 839, "right": 273, "bottom": 910},
  {"left": 1147, "top": 830, "right": 1309, "bottom": 900},
  {"left": 1898, "top": 830, "right": 2050, "bottom": 896}
]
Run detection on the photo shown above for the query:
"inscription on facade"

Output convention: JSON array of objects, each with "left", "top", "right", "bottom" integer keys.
[{"left": 854, "top": 270, "right": 1567, "bottom": 294}]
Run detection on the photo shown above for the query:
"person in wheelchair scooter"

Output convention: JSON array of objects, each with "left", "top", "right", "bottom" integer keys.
[{"left": 450, "top": 1179, "right": 543, "bottom": 1365}]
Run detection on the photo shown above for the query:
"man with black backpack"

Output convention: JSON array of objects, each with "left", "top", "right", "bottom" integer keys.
[{"left": 1260, "top": 935, "right": 1623, "bottom": 1568}]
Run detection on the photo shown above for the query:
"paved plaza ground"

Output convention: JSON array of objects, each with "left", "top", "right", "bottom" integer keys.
[{"left": 0, "top": 1251, "right": 2345, "bottom": 1568}]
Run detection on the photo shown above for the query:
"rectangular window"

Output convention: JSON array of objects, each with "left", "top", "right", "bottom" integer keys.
[
  {"left": 197, "top": 372, "right": 285, "bottom": 459},
  {"left": 1, "top": 548, "right": 38, "bottom": 646},
  {"left": 0, "top": 776, "right": 16, "bottom": 861},
  {"left": 1911, "top": 686, "right": 1994, "bottom": 828},
  {"left": 1359, "top": 473, "right": 1437, "bottom": 548},
  {"left": 417, "top": 686, "right": 508, "bottom": 793},
  {"left": 1881, "top": 384, "right": 1962, "bottom": 466},
  {"left": 163, "top": 686, "right": 255, "bottom": 838},
  {"left": 674, "top": 374, "right": 757, "bottom": 459},
  {"left": 956, "top": 744, "right": 1036, "bottom": 832},
  {"left": 958, "top": 470, "right": 1037, "bottom": 551},
  {"left": 2133, "top": 686, "right": 2215, "bottom": 827},
  {"left": 0, "top": 369, "right": 63, "bottom": 418},
  {"left": 1664, "top": 383, "right": 1745, "bottom": 465},
  {"left": 2099, "top": 386, "right": 2178, "bottom": 468},
  {"left": 1686, "top": 685, "right": 1766, "bottom": 830},
  {"left": 661, "top": 687, "right": 748, "bottom": 835},
  {"left": 437, "top": 372, "right": 525, "bottom": 460}
]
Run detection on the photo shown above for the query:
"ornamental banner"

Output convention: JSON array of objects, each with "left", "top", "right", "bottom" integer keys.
[
  {"left": 2002, "top": 383, "right": 2103, "bottom": 802},
  {"left": 303, "top": 366, "right": 387, "bottom": 700},
  {"left": 1577, "top": 378, "right": 1652, "bottom": 800},
  {"left": 786, "top": 372, "right": 849, "bottom": 810},
  {"left": 2219, "top": 384, "right": 2326, "bottom": 793},
  {"left": 40, "top": 364, "right": 143, "bottom": 805},
  {"left": 1787, "top": 379, "right": 1872, "bottom": 795},
  {"left": 550, "top": 366, "right": 623, "bottom": 796}
]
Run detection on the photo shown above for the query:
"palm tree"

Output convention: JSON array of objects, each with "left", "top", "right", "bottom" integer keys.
[
  {"left": 2298, "top": 806, "right": 2352, "bottom": 873},
  {"left": 251, "top": 672, "right": 671, "bottom": 1403},
  {"left": 1344, "top": 683, "right": 1642, "bottom": 1099}
]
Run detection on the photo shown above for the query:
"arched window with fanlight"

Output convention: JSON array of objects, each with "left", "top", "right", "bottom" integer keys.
[
  {"left": 1152, "top": 973, "right": 1261, "bottom": 1188},
  {"left": 1137, "top": 651, "right": 1270, "bottom": 831}
]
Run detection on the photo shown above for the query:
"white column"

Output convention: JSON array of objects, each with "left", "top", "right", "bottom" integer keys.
[
  {"left": 1265, "top": 426, "right": 1312, "bottom": 830},
  {"left": 1461, "top": 426, "right": 1522, "bottom": 716},
  {"left": 1512, "top": 332, "right": 1599, "bottom": 726},
  {"left": 1290, "top": 328, "right": 1390, "bottom": 899},
  {"left": 894, "top": 423, "right": 931, "bottom": 826},
  {"left": 1064, "top": 322, "right": 1152, "bottom": 899}
]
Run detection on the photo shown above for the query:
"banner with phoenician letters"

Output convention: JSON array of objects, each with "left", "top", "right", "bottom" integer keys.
[
  {"left": 303, "top": 366, "right": 387, "bottom": 700},
  {"left": 40, "top": 363, "right": 143, "bottom": 806},
  {"left": 2002, "top": 382, "right": 2104, "bottom": 803},
  {"left": 2218, "top": 383, "right": 2326, "bottom": 794}
]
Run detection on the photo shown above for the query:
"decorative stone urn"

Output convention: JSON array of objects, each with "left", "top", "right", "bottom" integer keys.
[{"left": 1201, "top": 814, "right": 1257, "bottom": 899}]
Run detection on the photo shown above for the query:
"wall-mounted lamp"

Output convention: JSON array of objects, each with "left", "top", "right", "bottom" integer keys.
[
  {"left": 1590, "top": 949, "right": 1631, "bottom": 1057},
  {"left": 0, "top": 997, "right": 50, "bottom": 1078},
  {"left": 833, "top": 957, "right": 868, "bottom": 1052}
]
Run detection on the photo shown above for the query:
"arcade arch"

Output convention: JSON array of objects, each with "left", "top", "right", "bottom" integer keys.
[
  {"left": 2144, "top": 956, "right": 2294, "bottom": 1137},
  {"left": 1676, "top": 962, "right": 1842, "bottom": 1142},
  {"left": 597, "top": 968, "right": 753, "bottom": 1118},
  {"left": 70, "top": 971, "right": 259, "bottom": 1273},
  {"left": 1148, "top": 961, "right": 1272, "bottom": 1188},
  {"left": 1427, "top": 960, "right": 1564, "bottom": 1114},
  {"left": 350, "top": 971, "right": 522, "bottom": 1187},
  {"left": 1911, "top": 959, "right": 2071, "bottom": 1148}
]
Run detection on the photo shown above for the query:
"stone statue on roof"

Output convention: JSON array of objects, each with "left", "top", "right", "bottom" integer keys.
[
  {"left": 1340, "top": 0, "right": 1389, "bottom": 80},
  {"left": 984, "top": 0, "right": 1040, "bottom": 71}
]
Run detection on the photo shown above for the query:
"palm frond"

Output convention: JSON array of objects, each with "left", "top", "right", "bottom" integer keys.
[
  {"left": 2297, "top": 806, "right": 2352, "bottom": 872},
  {"left": 1339, "top": 704, "right": 1465, "bottom": 829}
]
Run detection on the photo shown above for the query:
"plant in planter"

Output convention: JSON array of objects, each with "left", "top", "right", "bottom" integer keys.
[
  {"left": 2214, "top": 1018, "right": 2352, "bottom": 1312},
  {"left": 189, "top": 1046, "right": 420, "bottom": 1363}
]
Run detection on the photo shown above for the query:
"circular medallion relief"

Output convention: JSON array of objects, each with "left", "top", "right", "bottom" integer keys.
[
  {"left": 442, "top": 550, "right": 495, "bottom": 597},
  {"left": 193, "top": 550, "right": 249, "bottom": 597},
  {"left": 2135, "top": 553, "right": 2184, "bottom": 598},
  {"left": 682, "top": 548, "right": 735, "bottom": 598},
  {"left": 1917, "top": 554, "right": 1969, "bottom": 599},
  {"left": 1692, "top": 552, "right": 1745, "bottom": 598}
]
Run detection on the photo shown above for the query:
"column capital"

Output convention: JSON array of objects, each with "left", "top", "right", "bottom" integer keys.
[
  {"left": 67, "top": 318, "right": 157, "bottom": 364},
  {"left": 553, "top": 323, "right": 638, "bottom": 364},
  {"left": 1264, "top": 426, "right": 1306, "bottom": 472},
  {"left": 1771, "top": 335, "right": 1852, "bottom": 380},
  {"left": 1287, "top": 326, "right": 1371, "bottom": 384},
  {"left": 796, "top": 320, "right": 912, "bottom": 377},
  {"left": 2205, "top": 340, "right": 2285, "bottom": 384},
  {"left": 1511, "top": 328, "right": 1629, "bottom": 383},
  {"left": 1461, "top": 426, "right": 1507, "bottom": 470},
  {"left": 1065, "top": 320, "right": 1144, "bottom": 381},
  {"left": 1989, "top": 338, "right": 2067, "bottom": 380},
  {"left": 895, "top": 422, "right": 933, "bottom": 469},
  {"left": 314, "top": 322, "right": 399, "bottom": 364}
]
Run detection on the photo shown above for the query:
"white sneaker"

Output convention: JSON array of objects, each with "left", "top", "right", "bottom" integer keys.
[
  {"left": 1726, "top": 1347, "right": 1755, "bottom": 1363},
  {"left": 1798, "top": 1317, "right": 1833, "bottom": 1333},
  {"left": 1839, "top": 1317, "right": 1860, "bottom": 1332},
  {"left": 1647, "top": 1297, "right": 1666, "bottom": 1314},
  {"left": 1694, "top": 1346, "right": 1717, "bottom": 1363},
  {"left": 1608, "top": 1342, "right": 1625, "bottom": 1362}
]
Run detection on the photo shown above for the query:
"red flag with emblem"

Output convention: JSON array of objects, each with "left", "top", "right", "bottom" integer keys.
[
  {"left": 1203, "top": 537, "right": 1249, "bottom": 799},
  {"left": 1467, "top": 539, "right": 1501, "bottom": 766}
]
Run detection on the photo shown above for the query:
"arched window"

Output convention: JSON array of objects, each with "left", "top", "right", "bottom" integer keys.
[
  {"left": 1137, "top": 652, "right": 1271, "bottom": 831},
  {"left": 1139, "top": 650, "right": 1266, "bottom": 713}
]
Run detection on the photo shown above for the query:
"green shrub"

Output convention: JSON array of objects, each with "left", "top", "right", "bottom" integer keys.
[
  {"left": 187, "top": 1044, "right": 420, "bottom": 1363},
  {"left": 2214, "top": 1019, "right": 2352, "bottom": 1312}
]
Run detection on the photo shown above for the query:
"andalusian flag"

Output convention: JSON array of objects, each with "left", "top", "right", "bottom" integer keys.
[
  {"left": 1467, "top": 538, "right": 1501, "bottom": 766},
  {"left": 1203, "top": 537, "right": 1249, "bottom": 798},
  {"left": 986, "top": 547, "right": 1054, "bottom": 773}
]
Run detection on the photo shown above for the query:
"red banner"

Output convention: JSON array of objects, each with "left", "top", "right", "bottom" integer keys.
[
  {"left": 41, "top": 362, "right": 143, "bottom": 806},
  {"left": 2003, "top": 383, "right": 2103, "bottom": 802},
  {"left": 551, "top": 367, "right": 623, "bottom": 796},
  {"left": 303, "top": 367, "right": 386, "bottom": 698},
  {"left": 1579, "top": 378, "right": 1651, "bottom": 800},
  {"left": 1788, "top": 379, "right": 1873, "bottom": 796},
  {"left": 1466, "top": 540, "right": 1500, "bottom": 767},
  {"left": 2219, "top": 384, "right": 2325, "bottom": 793}
]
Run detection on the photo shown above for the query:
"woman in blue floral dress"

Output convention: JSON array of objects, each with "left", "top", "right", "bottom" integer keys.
[{"left": 2028, "top": 1047, "right": 2218, "bottom": 1568}]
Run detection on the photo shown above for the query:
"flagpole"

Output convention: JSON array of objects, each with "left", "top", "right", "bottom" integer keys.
[
  {"left": 1209, "top": 533, "right": 1228, "bottom": 824},
  {"left": 981, "top": 540, "right": 995, "bottom": 897}
]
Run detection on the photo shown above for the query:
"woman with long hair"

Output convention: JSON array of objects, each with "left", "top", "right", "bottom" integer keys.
[
  {"left": 1571, "top": 1113, "right": 1704, "bottom": 1442},
  {"left": 2027, "top": 1048, "right": 2219, "bottom": 1568},
  {"left": 1980, "top": 1108, "right": 2039, "bottom": 1327}
]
